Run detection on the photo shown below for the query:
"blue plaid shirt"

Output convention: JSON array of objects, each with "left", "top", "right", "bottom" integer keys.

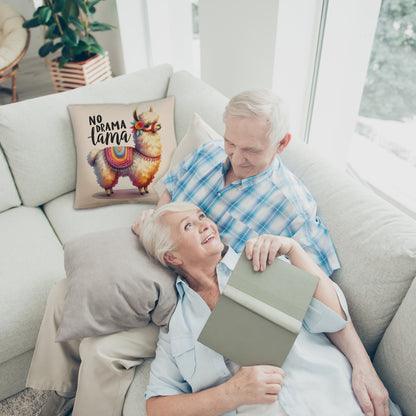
[{"left": 162, "top": 140, "right": 340, "bottom": 276}]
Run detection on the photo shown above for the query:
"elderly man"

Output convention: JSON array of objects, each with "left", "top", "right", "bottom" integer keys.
[{"left": 28, "top": 90, "right": 388, "bottom": 416}]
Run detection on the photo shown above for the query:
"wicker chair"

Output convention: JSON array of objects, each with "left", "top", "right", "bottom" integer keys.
[{"left": 0, "top": 2, "right": 30, "bottom": 103}]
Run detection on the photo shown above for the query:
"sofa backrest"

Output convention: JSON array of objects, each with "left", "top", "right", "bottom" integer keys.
[
  {"left": 166, "top": 70, "right": 229, "bottom": 143},
  {"left": 0, "top": 144, "right": 21, "bottom": 213},
  {"left": 0, "top": 64, "right": 173, "bottom": 207},
  {"left": 281, "top": 141, "right": 416, "bottom": 354}
]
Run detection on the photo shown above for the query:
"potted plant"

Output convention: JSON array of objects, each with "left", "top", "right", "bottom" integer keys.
[{"left": 23, "top": 0, "right": 116, "bottom": 92}]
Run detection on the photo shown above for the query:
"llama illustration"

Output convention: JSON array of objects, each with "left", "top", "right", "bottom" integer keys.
[{"left": 87, "top": 107, "right": 162, "bottom": 196}]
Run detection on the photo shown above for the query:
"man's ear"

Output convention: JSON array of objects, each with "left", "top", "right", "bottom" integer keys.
[
  {"left": 164, "top": 252, "right": 183, "bottom": 266},
  {"left": 276, "top": 133, "right": 291, "bottom": 154}
]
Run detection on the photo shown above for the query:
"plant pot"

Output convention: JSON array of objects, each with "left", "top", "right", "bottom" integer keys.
[{"left": 47, "top": 52, "right": 112, "bottom": 93}]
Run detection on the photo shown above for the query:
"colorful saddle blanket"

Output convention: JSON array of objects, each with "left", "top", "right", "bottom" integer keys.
[{"left": 104, "top": 146, "right": 134, "bottom": 170}]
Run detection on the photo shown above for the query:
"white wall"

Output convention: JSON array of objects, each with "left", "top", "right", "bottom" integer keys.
[
  {"left": 199, "top": 0, "right": 280, "bottom": 98},
  {"left": 147, "top": 0, "right": 194, "bottom": 72}
]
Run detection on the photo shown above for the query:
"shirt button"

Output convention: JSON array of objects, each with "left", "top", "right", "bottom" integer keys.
[{"left": 217, "top": 192, "right": 222, "bottom": 197}]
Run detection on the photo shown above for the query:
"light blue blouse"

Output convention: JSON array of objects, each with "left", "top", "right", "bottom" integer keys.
[{"left": 145, "top": 248, "right": 399, "bottom": 415}]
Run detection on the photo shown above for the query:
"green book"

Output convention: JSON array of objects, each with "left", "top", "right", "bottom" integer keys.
[{"left": 198, "top": 255, "right": 319, "bottom": 367}]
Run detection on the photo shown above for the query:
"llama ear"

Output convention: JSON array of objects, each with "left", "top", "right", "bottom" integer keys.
[
  {"left": 133, "top": 108, "right": 139, "bottom": 121},
  {"left": 149, "top": 106, "right": 154, "bottom": 112}
]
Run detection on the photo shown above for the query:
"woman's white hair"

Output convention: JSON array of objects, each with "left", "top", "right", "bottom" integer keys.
[
  {"left": 223, "top": 89, "right": 290, "bottom": 146},
  {"left": 139, "top": 201, "right": 200, "bottom": 267}
]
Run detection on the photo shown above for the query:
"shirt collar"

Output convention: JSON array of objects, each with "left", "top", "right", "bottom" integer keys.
[
  {"left": 221, "top": 156, "right": 279, "bottom": 186},
  {"left": 175, "top": 246, "right": 239, "bottom": 295}
]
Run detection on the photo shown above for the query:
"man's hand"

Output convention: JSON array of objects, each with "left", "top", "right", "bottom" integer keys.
[
  {"left": 245, "top": 235, "right": 296, "bottom": 272},
  {"left": 352, "top": 364, "right": 390, "bottom": 416},
  {"left": 225, "top": 365, "right": 284, "bottom": 408},
  {"left": 131, "top": 209, "right": 156, "bottom": 236}
]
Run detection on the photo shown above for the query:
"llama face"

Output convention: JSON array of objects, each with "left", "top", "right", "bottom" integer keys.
[{"left": 133, "top": 107, "right": 161, "bottom": 133}]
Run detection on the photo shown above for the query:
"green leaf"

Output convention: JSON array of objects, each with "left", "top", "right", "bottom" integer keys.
[
  {"left": 59, "top": 55, "right": 69, "bottom": 68},
  {"left": 53, "top": 0, "right": 65, "bottom": 13},
  {"left": 62, "top": 28, "right": 79, "bottom": 46},
  {"left": 69, "top": 15, "right": 85, "bottom": 32},
  {"left": 89, "top": 22, "right": 114, "bottom": 31},
  {"left": 61, "top": 45, "right": 72, "bottom": 59},
  {"left": 74, "top": 0, "right": 89, "bottom": 14},
  {"left": 38, "top": 41, "right": 54, "bottom": 57},
  {"left": 39, "top": 7, "right": 53, "bottom": 24},
  {"left": 89, "top": 43, "right": 105, "bottom": 56},
  {"left": 87, "top": 0, "right": 102, "bottom": 8},
  {"left": 44, "top": 23, "right": 59, "bottom": 39},
  {"left": 51, "top": 42, "right": 63, "bottom": 53},
  {"left": 62, "top": 0, "right": 79, "bottom": 21},
  {"left": 22, "top": 17, "right": 41, "bottom": 28}
]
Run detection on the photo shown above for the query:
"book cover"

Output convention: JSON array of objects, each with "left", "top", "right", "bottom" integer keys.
[{"left": 198, "top": 255, "right": 319, "bottom": 367}]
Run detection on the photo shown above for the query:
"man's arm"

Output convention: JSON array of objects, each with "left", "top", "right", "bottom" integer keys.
[
  {"left": 245, "top": 235, "right": 390, "bottom": 416},
  {"left": 327, "top": 323, "right": 390, "bottom": 416}
]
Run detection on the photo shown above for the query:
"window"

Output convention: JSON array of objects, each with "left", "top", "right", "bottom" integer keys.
[{"left": 347, "top": 0, "right": 416, "bottom": 218}]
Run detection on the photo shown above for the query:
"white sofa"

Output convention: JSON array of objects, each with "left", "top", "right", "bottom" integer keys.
[{"left": 0, "top": 64, "right": 415, "bottom": 416}]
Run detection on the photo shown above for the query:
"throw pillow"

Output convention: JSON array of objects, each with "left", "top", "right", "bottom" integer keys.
[
  {"left": 56, "top": 227, "right": 178, "bottom": 342},
  {"left": 171, "top": 112, "right": 223, "bottom": 168},
  {"left": 68, "top": 96, "right": 176, "bottom": 209},
  {"left": 154, "top": 113, "right": 222, "bottom": 196}
]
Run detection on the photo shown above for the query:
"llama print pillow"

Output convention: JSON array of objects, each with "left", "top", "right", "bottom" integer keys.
[{"left": 68, "top": 97, "right": 176, "bottom": 209}]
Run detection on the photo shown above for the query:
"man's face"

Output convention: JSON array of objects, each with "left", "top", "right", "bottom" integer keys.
[{"left": 224, "top": 116, "right": 279, "bottom": 180}]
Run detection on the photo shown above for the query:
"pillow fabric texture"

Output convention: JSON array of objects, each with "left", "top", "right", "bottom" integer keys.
[
  {"left": 68, "top": 96, "right": 176, "bottom": 209},
  {"left": 56, "top": 227, "right": 178, "bottom": 342}
]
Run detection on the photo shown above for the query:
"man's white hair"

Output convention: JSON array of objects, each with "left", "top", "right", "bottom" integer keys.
[
  {"left": 140, "top": 202, "right": 200, "bottom": 267},
  {"left": 223, "top": 89, "right": 290, "bottom": 146}
]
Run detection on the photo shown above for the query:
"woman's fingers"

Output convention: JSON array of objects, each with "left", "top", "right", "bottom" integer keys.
[{"left": 245, "top": 236, "right": 282, "bottom": 271}]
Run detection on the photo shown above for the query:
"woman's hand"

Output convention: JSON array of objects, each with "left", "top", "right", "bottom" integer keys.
[
  {"left": 132, "top": 209, "right": 156, "bottom": 236},
  {"left": 245, "top": 235, "right": 297, "bottom": 271},
  {"left": 225, "top": 365, "right": 284, "bottom": 407}
]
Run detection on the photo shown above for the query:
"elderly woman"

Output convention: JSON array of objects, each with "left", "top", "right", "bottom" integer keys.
[{"left": 140, "top": 202, "right": 400, "bottom": 416}]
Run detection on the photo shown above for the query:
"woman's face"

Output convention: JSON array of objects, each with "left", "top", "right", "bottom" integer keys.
[{"left": 162, "top": 209, "right": 224, "bottom": 267}]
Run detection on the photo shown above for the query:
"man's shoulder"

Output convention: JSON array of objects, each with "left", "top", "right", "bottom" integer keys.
[
  {"left": 192, "top": 139, "right": 225, "bottom": 162},
  {"left": 268, "top": 158, "right": 316, "bottom": 210}
]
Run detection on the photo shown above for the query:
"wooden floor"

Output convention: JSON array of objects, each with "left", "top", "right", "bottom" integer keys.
[{"left": 0, "top": 56, "right": 56, "bottom": 106}]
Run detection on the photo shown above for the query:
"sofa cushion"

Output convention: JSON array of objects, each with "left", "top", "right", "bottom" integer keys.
[
  {"left": 167, "top": 71, "right": 228, "bottom": 144},
  {"left": 56, "top": 228, "right": 177, "bottom": 341},
  {"left": 0, "top": 206, "right": 65, "bottom": 364},
  {"left": 43, "top": 192, "right": 151, "bottom": 244},
  {"left": 373, "top": 277, "right": 416, "bottom": 416},
  {"left": 123, "top": 358, "right": 153, "bottom": 416},
  {"left": 280, "top": 141, "right": 416, "bottom": 357},
  {"left": 0, "top": 64, "right": 173, "bottom": 207},
  {"left": 68, "top": 97, "right": 176, "bottom": 209},
  {"left": 0, "top": 145, "right": 20, "bottom": 213}
]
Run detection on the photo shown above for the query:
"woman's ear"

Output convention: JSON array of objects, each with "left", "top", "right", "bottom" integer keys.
[
  {"left": 276, "top": 133, "right": 291, "bottom": 154},
  {"left": 164, "top": 252, "right": 183, "bottom": 266}
]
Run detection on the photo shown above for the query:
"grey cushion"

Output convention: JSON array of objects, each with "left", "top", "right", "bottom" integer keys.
[
  {"left": 280, "top": 141, "right": 416, "bottom": 356},
  {"left": 56, "top": 227, "right": 178, "bottom": 341},
  {"left": 373, "top": 277, "right": 416, "bottom": 416},
  {"left": 0, "top": 145, "right": 20, "bottom": 213},
  {"left": 0, "top": 206, "right": 65, "bottom": 364},
  {"left": 0, "top": 64, "right": 173, "bottom": 207}
]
